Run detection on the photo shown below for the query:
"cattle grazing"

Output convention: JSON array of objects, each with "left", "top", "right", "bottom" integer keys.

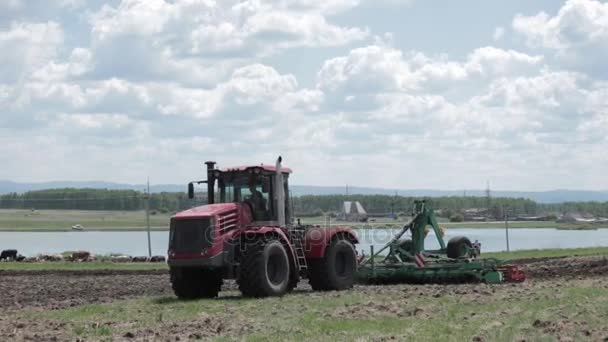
[
  {"left": 70, "top": 251, "right": 91, "bottom": 262},
  {"left": 150, "top": 255, "right": 166, "bottom": 262},
  {"left": 37, "top": 254, "right": 64, "bottom": 262},
  {"left": 132, "top": 256, "right": 149, "bottom": 262},
  {"left": 111, "top": 255, "right": 132, "bottom": 263},
  {"left": 0, "top": 249, "right": 18, "bottom": 261}
]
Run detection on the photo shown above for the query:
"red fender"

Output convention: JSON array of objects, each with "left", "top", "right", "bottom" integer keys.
[
  {"left": 304, "top": 226, "right": 359, "bottom": 259},
  {"left": 239, "top": 226, "right": 299, "bottom": 271}
]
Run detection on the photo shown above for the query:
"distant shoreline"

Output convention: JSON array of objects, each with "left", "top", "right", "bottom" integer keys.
[{"left": 0, "top": 222, "right": 607, "bottom": 232}]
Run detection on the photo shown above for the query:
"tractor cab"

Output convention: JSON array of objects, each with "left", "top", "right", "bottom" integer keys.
[{"left": 188, "top": 161, "right": 292, "bottom": 225}]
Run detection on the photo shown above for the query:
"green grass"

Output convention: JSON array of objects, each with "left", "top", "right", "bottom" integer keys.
[
  {"left": 482, "top": 246, "right": 608, "bottom": 261},
  {"left": 0, "top": 261, "right": 168, "bottom": 271},
  {"left": 0, "top": 209, "right": 171, "bottom": 231},
  {"left": 19, "top": 279, "right": 608, "bottom": 341}
]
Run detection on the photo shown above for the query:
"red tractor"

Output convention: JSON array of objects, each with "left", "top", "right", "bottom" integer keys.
[{"left": 168, "top": 157, "right": 359, "bottom": 298}]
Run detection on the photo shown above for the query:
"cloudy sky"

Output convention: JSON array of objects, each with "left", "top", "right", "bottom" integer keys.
[{"left": 1, "top": 0, "right": 607, "bottom": 191}]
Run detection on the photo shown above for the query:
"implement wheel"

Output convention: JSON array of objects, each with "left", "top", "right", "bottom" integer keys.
[
  {"left": 309, "top": 238, "right": 357, "bottom": 291},
  {"left": 238, "top": 238, "right": 291, "bottom": 298},
  {"left": 396, "top": 238, "right": 414, "bottom": 260},
  {"left": 170, "top": 268, "right": 222, "bottom": 299},
  {"left": 447, "top": 236, "right": 473, "bottom": 259}
]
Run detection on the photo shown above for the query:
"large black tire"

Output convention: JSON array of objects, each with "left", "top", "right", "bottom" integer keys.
[
  {"left": 309, "top": 238, "right": 357, "bottom": 291},
  {"left": 170, "top": 268, "right": 222, "bottom": 299},
  {"left": 238, "top": 239, "right": 291, "bottom": 297},
  {"left": 447, "top": 236, "right": 473, "bottom": 259}
]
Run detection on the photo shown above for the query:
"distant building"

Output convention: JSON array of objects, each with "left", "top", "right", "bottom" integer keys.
[
  {"left": 342, "top": 201, "right": 368, "bottom": 222},
  {"left": 514, "top": 216, "right": 551, "bottom": 222},
  {"left": 558, "top": 212, "right": 607, "bottom": 224},
  {"left": 462, "top": 208, "right": 491, "bottom": 222}
]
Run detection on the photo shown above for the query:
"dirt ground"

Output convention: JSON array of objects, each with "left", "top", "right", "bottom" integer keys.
[{"left": 0, "top": 256, "right": 607, "bottom": 341}]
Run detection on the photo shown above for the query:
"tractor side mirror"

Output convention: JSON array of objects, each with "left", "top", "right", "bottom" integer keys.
[{"left": 188, "top": 183, "right": 194, "bottom": 199}]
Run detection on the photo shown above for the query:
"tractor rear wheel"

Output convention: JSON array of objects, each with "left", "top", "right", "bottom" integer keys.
[
  {"left": 170, "top": 268, "right": 222, "bottom": 299},
  {"left": 447, "top": 236, "right": 473, "bottom": 259},
  {"left": 238, "top": 238, "right": 291, "bottom": 297},
  {"left": 309, "top": 238, "right": 357, "bottom": 291}
]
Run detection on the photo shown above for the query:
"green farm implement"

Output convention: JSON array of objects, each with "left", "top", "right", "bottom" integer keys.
[{"left": 356, "top": 200, "right": 525, "bottom": 284}]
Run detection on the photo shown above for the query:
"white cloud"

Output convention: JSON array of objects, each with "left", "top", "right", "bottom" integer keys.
[
  {"left": 317, "top": 45, "right": 413, "bottom": 93},
  {"left": 0, "top": 21, "right": 64, "bottom": 82},
  {"left": 83, "top": 0, "right": 369, "bottom": 86},
  {"left": 513, "top": 0, "right": 608, "bottom": 49},
  {"left": 513, "top": 0, "right": 608, "bottom": 75},
  {"left": 30, "top": 48, "right": 93, "bottom": 81},
  {"left": 90, "top": 0, "right": 368, "bottom": 57},
  {"left": 316, "top": 44, "right": 542, "bottom": 98},
  {"left": 1, "top": 0, "right": 608, "bottom": 191}
]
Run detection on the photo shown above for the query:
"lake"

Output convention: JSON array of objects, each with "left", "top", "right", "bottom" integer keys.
[{"left": 1, "top": 228, "right": 607, "bottom": 257}]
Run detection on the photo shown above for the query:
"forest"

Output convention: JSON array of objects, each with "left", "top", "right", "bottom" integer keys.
[{"left": 1, "top": 188, "right": 608, "bottom": 218}]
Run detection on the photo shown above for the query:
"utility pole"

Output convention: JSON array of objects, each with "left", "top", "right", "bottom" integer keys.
[
  {"left": 485, "top": 181, "right": 491, "bottom": 211},
  {"left": 145, "top": 178, "right": 152, "bottom": 258},
  {"left": 504, "top": 207, "right": 510, "bottom": 252}
]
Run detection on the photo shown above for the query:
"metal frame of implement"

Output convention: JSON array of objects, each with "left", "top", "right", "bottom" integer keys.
[{"left": 355, "top": 200, "right": 525, "bottom": 284}]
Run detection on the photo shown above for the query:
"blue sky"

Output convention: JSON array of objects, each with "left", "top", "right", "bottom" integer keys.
[{"left": 1, "top": 0, "right": 607, "bottom": 191}]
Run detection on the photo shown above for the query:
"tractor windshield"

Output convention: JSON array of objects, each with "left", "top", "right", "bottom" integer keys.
[{"left": 218, "top": 172, "right": 272, "bottom": 221}]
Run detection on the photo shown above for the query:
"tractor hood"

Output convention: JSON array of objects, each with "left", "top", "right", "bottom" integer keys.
[{"left": 173, "top": 203, "right": 238, "bottom": 220}]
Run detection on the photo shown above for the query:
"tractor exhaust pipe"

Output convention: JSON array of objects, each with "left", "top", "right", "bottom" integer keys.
[
  {"left": 275, "top": 156, "right": 285, "bottom": 227},
  {"left": 205, "top": 161, "right": 216, "bottom": 204}
]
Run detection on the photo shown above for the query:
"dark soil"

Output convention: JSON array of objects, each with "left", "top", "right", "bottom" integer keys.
[
  {"left": 0, "top": 255, "right": 606, "bottom": 341},
  {"left": 0, "top": 270, "right": 171, "bottom": 312},
  {"left": 525, "top": 255, "right": 608, "bottom": 280}
]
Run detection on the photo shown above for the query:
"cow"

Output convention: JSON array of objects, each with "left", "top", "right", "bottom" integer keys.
[
  {"left": 131, "top": 256, "right": 149, "bottom": 262},
  {"left": 150, "top": 255, "right": 166, "bottom": 262},
  {"left": 111, "top": 255, "right": 132, "bottom": 263},
  {"left": 0, "top": 249, "right": 18, "bottom": 261},
  {"left": 70, "top": 251, "right": 91, "bottom": 262},
  {"left": 37, "top": 254, "right": 63, "bottom": 262}
]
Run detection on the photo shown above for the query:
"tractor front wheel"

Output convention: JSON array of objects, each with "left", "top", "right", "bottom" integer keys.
[
  {"left": 170, "top": 268, "right": 222, "bottom": 299},
  {"left": 447, "top": 236, "right": 473, "bottom": 259},
  {"left": 238, "top": 239, "right": 291, "bottom": 297},
  {"left": 309, "top": 238, "right": 357, "bottom": 291}
]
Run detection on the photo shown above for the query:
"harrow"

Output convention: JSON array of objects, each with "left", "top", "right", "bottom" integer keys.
[{"left": 355, "top": 200, "right": 526, "bottom": 284}]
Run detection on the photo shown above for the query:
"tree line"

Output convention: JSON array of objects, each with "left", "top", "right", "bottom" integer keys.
[
  {"left": 1, "top": 188, "right": 607, "bottom": 218},
  {"left": 292, "top": 194, "right": 539, "bottom": 218},
  {"left": 0, "top": 189, "right": 193, "bottom": 212}
]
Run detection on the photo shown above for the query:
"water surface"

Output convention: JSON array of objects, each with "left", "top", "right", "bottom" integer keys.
[{"left": 1, "top": 228, "right": 607, "bottom": 257}]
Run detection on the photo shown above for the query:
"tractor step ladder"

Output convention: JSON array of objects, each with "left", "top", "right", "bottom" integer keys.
[{"left": 289, "top": 227, "right": 308, "bottom": 273}]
